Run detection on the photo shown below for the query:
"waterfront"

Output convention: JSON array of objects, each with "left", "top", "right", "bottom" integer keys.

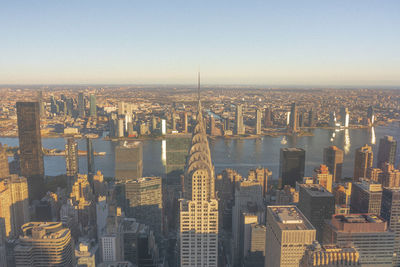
[{"left": 1, "top": 125, "right": 399, "bottom": 179}]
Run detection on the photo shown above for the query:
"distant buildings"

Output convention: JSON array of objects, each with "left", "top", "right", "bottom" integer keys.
[
  {"left": 87, "top": 138, "right": 95, "bottom": 178},
  {"left": 377, "top": 135, "right": 397, "bottom": 169},
  {"left": 289, "top": 103, "right": 299, "bottom": 133},
  {"left": 265, "top": 206, "right": 316, "bottom": 267},
  {"left": 323, "top": 146, "right": 343, "bottom": 182},
  {"left": 353, "top": 144, "right": 373, "bottom": 182},
  {"left": 255, "top": 108, "right": 262, "bottom": 135},
  {"left": 14, "top": 222, "right": 75, "bottom": 266},
  {"left": 114, "top": 142, "right": 143, "bottom": 181},
  {"left": 279, "top": 148, "right": 305, "bottom": 188},
  {"left": 78, "top": 92, "right": 85, "bottom": 118},
  {"left": 235, "top": 104, "right": 245, "bottom": 135},
  {"left": 16, "top": 101, "right": 44, "bottom": 201},
  {"left": 89, "top": 94, "right": 97, "bottom": 118},
  {"left": 263, "top": 108, "right": 273, "bottom": 127},
  {"left": 323, "top": 214, "right": 395, "bottom": 266},
  {"left": 313, "top": 164, "right": 333, "bottom": 193}
]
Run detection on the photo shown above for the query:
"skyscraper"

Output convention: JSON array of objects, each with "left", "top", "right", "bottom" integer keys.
[
  {"left": 122, "top": 177, "right": 163, "bottom": 239},
  {"left": 350, "top": 179, "right": 382, "bottom": 215},
  {"left": 0, "top": 143, "right": 10, "bottom": 178},
  {"left": 37, "top": 90, "right": 44, "bottom": 117},
  {"left": 279, "top": 148, "right": 305, "bottom": 188},
  {"left": 255, "top": 108, "right": 262, "bottom": 135},
  {"left": 298, "top": 184, "right": 335, "bottom": 242},
  {"left": 14, "top": 222, "right": 75, "bottom": 266},
  {"left": 16, "top": 102, "right": 44, "bottom": 201},
  {"left": 377, "top": 135, "right": 397, "bottom": 169},
  {"left": 0, "top": 180, "right": 11, "bottom": 237},
  {"left": 165, "top": 134, "right": 191, "bottom": 182},
  {"left": 289, "top": 102, "right": 299, "bottom": 133},
  {"left": 340, "top": 107, "right": 350, "bottom": 127},
  {"left": 263, "top": 108, "right": 273, "bottom": 127},
  {"left": 265, "top": 206, "right": 316, "bottom": 267},
  {"left": 313, "top": 164, "right": 333, "bottom": 193},
  {"left": 78, "top": 92, "right": 85, "bottom": 118},
  {"left": 89, "top": 94, "right": 96, "bottom": 118},
  {"left": 86, "top": 138, "right": 95, "bottom": 178},
  {"left": 323, "top": 214, "right": 395, "bottom": 266},
  {"left": 8, "top": 175, "right": 30, "bottom": 237},
  {"left": 323, "top": 145, "right": 344, "bottom": 182},
  {"left": 308, "top": 108, "right": 317, "bottom": 127},
  {"left": 235, "top": 104, "right": 245, "bottom": 135},
  {"left": 180, "top": 76, "right": 218, "bottom": 267},
  {"left": 381, "top": 188, "right": 400, "bottom": 266},
  {"left": 115, "top": 141, "right": 143, "bottom": 181},
  {"left": 65, "top": 138, "right": 79, "bottom": 190},
  {"left": 353, "top": 144, "right": 373, "bottom": 182}
]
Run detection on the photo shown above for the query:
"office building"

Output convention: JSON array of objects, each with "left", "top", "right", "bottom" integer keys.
[
  {"left": 265, "top": 206, "right": 316, "bottom": 267},
  {"left": 0, "top": 180, "right": 11, "bottom": 237},
  {"left": 65, "top": 138, "right": 79, "bottom": 191},
  {"left": 16, "top": 102, "right": 45, "bottom": 201},
  {"left": 14, "top": 222, "right": 75, "bottom": 266},
  {"left": 377, "top": 135, "right": 397, "bottom": 169},
  {"left": 350, "top": 179, "right": 382, "bottom": 215},
  {"left": 298, "top": 184, "right": 335, "bottom": 242},
  {"left": 243, "top": 224, "right": 266, "bottom": 267},
  {"left": 37, "top": 90, "right": 45, "bottom": 117},
  {"left": 89, "top": 94, "right": 97, "bottom": 118},
  {"left": 300, "top": 242, "right": 360, "bottom": 267},
  {"left": 75, "top": 239, "right": 97, "bottom": 267},
  {"left": 93, "top": 170, "right": 106, "bottom": 197},
  {"left": 122, "top": 177, "right": 162, "bottom": 239},
  {"left": 180, "top": 84, "right": 218, "bottom": 267},
  {"left": 313, "top": 164, "right": 333, "bottom": 193},
  {"left": 308, "top": 108, "right": 317, "bottom": 127},
  {"left": 381, "top": 188, "right": 400, "bottom": 266},
  {"left": 8, "top": 175, "right": 30, "bottom": 237},
  {"left": 323, "top": 146, "right": 343, "bottom": 182},
  {"left": 353, "top": 144, "right": 373, "bottom": 181},
  {"left": 0, "top": 218, "right": 6, "bottom": 267},
  {"left": 87, "top": 138, "right": 95, "bottom": 177},
  {"left": 263, "top": 108, "right": 273, "bottom": 127},
  {"left": 165, "top": 134, "right": 191, "bottom": 182},
  {"left": 279, "top": 148, "right": 305, "bottom": 188},
  {"left": 0, "top": 143, "right": 9, "bottom": 178},
  {"left": 115, "top": 141, "right": 143, "bottom": 181},
  {"left": 235, "top": 104, "right": 245, "bottom": 135},
  {"left": 323, "top": 214, "right": 395, "bottom": 266},
  {"left": 367, "top": 167, "right": 383, "bottom": 182},
  {"left": 78, "top": 92, "right": 85, "bottom": 118},
  {"left": 255, "top": 108, "right": 262, "bottom": 135},
  {"left": 289, "top": 102, "right": 299, "bottom": 133},
  {"left": 247, "top": 167, "right": 272, "bottom": 197}
]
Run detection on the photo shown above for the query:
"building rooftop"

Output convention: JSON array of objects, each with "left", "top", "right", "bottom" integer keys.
[
  {"left": 300, "top": 184, "right": 333, "bottom": 197},
  {"left": 269, "top": 205, "right": 314, "bottom": 230},
  {"left": 355, "top": 179, "right": 382, "bottom": 192},
  {"left": 330, "top": 214, "right": 388, "bottom": 233},
  {"left": 281, "top": 147, "right": 305, "bottom": 152}
]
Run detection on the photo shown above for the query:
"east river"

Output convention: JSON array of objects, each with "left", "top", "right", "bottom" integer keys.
[{"left": 1, "top": 125, "right": 399, "bottom": 179}]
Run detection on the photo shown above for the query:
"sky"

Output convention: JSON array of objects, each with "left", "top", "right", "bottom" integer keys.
[{"left": 0, "top": 0, "right": 399, "bottom": 86}]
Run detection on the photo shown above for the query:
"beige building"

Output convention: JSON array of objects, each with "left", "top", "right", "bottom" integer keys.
[
  {"left": 14, "top": 222, "right": 75, "bottom": 266},
  {"left": 180, "top": 94, "right": 218, "bottom": 267},
  {"left": 8, "top": 175, "right": 30, "bottom": 237},
  {"left": 0, "top": 180, "right": 11, "bottom": 237},
  {"left": 265, "top": 205, "right": 316, "bottom": 267}
]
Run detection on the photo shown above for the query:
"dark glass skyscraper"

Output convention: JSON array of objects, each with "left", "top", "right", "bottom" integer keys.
[
  {"left": 86, "top": 138, "right": 95, "bottom": 177},
  {"left": 377, "top": 135, "right": 397, "bottom": 169},
  {"left": 78, "top": 92, "right": 85, "bottom": 118},
  {"left": 89, "top": 94, "right": 96, "bottom": 118},
  {"left": 279, "top": 148, "right": 305, "bottom": 188},
  {"left": 115, "top": 141, "right": 143, "bottom": 181},
  {"left": 289, "top": 102, "right": 299, "bottom": 133},
  {"left": 16, "top": 102, "right": 44, "bottom": 201},
  {"left": 323, "top": 145, "right": 344, "bottom": 182}
]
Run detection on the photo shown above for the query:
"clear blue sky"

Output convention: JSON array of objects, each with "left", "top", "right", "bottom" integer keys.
[{"left": 1, "top": 0, "right": 399, "bottom": 86}]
